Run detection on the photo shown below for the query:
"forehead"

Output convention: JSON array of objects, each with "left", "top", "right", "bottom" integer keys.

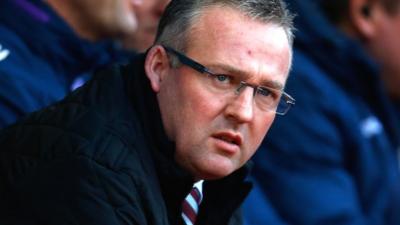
[{"left": 185, "top": 6, "right": 291, "bottom": 85}]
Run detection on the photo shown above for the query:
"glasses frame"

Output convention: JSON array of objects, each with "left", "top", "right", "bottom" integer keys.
[{"left": 162, "top": 45, "right": 295, "bottom": 115}]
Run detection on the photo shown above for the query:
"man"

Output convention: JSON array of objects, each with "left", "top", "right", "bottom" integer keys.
[
  {"left": 123, "top": 0, "right": 171, "bottom": 51},
  {"left": 244, "top": 0, "right": 400, "bottom": 224},
  {"left": 0, "top": 0, "right": 141, "bottom": 128},
  {"left": 0, "top": 0, "right": 294, "bottom": 224}
]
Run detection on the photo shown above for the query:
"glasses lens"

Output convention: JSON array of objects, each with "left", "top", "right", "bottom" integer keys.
[
  {"left": 276, "top": 93, "right": 294, "bottom": 115},
  {"left": 254, "top": 87, "right": 282, "bottom": 112},
  {"left": 201, "top": 73, "right": 241, "bottom": 96}
]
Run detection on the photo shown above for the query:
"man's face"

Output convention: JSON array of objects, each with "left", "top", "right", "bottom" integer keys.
[
  {"left": 71, "top": 0, "right": 141, "bottom": 39},
  {"left": 367, "top": 3, "right": 400, "bottom": 98},
  {"left": 154, "top": 7, "right": 291, "bottom": 180},
  {"left": 124, "top": 0, "right": 170, "bottom": 51}
]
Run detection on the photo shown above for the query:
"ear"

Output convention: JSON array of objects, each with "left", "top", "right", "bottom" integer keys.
[
  {"left": 348, "top": 0, "right": 381, "bottom": 40},
  {"left": 144, "top": 45, "right": 170, "bottom": 93}
]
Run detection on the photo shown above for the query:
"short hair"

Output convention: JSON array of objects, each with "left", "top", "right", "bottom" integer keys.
[
  {"left": 154, "top": 0, "right": 294, "bottom": 52},
  {"left": 320, "top": 0, "right": 400, "bottom": 24}
]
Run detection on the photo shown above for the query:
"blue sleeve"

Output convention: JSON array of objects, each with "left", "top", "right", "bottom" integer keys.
[{"left": 0, "top": 35, "right": 66, "bottom": 128}]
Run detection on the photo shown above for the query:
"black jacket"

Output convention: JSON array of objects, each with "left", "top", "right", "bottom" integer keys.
[{"left": 0, "top": 55, "right": 252, "bottom": 225}]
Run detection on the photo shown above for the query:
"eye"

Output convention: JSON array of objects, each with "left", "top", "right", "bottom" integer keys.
[
  {"left": 257, "top": 87, "right": 282, "bottom": 100},
  {"left": 215, "top": 74, "right": 230, "bottom": 83},
  {"left": 207, "top": 73, "right": 236, "bottom": 91},
  {"left": 257, "top": 87, "right": 272, "bottom": 97}
]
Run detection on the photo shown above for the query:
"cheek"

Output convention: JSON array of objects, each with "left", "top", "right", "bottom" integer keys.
[
  {"left": 182, "top": 83, "right": 225, "bottom": 122},
  {"left": 170, "top": 84, "right": 208, "bottom": 134},
  {"left": 174, "top": 86, "right": 228, "bottom": 151}
]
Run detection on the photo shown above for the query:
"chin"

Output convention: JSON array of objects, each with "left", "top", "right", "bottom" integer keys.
[{"left": 195, "top": 164, "right": 236, "bottom": 181}]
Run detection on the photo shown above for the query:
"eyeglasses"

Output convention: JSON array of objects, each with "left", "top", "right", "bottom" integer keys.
[{"left": 163, "top": 45, "right": 295, "bottom": 115}]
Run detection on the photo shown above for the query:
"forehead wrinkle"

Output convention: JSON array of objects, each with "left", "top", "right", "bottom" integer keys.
[{"left": 185, "top": 6, "right": 289, "bottom": 91}]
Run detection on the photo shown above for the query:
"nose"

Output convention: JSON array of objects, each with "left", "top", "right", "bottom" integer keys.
[{"left": 224, "top": 86, "right": 254, "bottom": 123}]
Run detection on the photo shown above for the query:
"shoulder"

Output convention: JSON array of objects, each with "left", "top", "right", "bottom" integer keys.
[
  {"left": 0, "top": 64, "right": 143, "bottom": 170},
  {"left": 289, "top": 50, "right": 344, "bottom": 96},
  {"left": 285, "top": 50, "right": 355, "bottom": 119}
]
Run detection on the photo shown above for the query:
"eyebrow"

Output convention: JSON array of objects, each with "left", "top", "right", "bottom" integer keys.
[{"left": 207, "top": 63, "right": 284, "bottom": 90}]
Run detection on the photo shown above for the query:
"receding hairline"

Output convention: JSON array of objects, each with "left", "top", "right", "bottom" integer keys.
[
  {"left": 155, "top": 0, "right": 294, "bottom": 52},
  {"left": 176, "top": 3, "right": 293, "bottom": 51}
]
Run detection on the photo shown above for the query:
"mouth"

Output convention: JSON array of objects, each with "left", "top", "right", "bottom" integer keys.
[{"left": 212, "top": 132, "right": 243, "bottom": 148}]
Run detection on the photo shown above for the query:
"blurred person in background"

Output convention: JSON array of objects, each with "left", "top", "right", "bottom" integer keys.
[
  {"left": 243, "top": 0, "right": 400, "bottom": 224},
  {"left": 0, "top": 0, "right": 141, "bottom": 128},
  {"left": 123, "top": 0, "right": 171, "bottom": 52}
]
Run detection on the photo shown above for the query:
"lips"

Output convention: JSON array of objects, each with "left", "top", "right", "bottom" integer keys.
[{"left": 212, "top": 132, "right": 243, "bottom": 147}]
